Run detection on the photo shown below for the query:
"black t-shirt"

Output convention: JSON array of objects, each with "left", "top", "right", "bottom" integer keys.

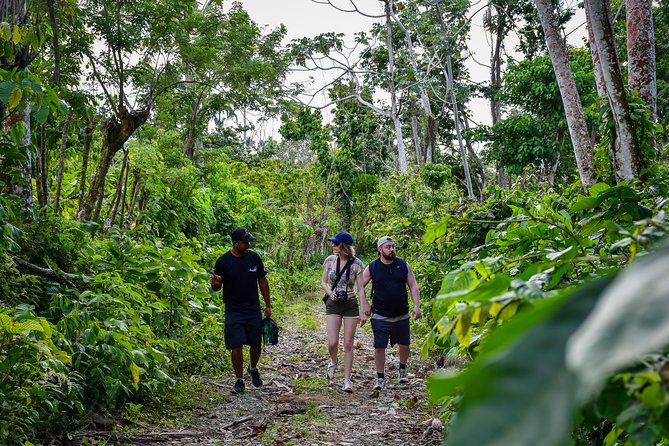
[{"left": 214, "top": 250, "right": 266, "bottom": 311}]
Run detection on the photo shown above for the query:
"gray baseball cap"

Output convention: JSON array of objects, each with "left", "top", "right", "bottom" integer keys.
[{"left": 377, "top": 235, "right": 395, "bottom": 248}]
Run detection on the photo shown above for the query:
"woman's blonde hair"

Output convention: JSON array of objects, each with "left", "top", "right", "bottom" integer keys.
[{"left": 339, "top": 243, "right": 356, "bottom": 260}]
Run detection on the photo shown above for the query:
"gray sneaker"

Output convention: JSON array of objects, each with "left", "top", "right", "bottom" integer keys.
[
  {"left": 372, "top": 377, "right": 385, "bottom": 390},
  {"left": 342, "top": 378, "right": 353, "bottom": 393},
  {"left": 398, "top": 368, "right": 409, "bottom": 383},
  {"left": 326, "top": 360, "right": 337, "bottom": 380}
]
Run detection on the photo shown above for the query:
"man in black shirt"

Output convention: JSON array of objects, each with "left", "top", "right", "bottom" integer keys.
[
  {"left": 362, "top": 236, "right": 421, "bottom": 391},
  {"left": 210, "top": 227, "right": 272, "bottom": 394}
]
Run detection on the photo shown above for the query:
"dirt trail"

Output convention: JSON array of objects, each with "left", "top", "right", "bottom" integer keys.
[{"left": 79, "top": 299, "right": 443, "bottom": 445}]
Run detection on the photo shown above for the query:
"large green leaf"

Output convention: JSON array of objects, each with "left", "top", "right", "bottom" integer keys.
[
  {"left": 567, "top": 243, "right": 669, "bottom": 398},
  {"left": 439, "top": 276, "right": 613, "bottom": 446}
]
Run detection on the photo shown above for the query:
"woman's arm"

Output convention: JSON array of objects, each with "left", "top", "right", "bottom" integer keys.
[{"left": 321, "top": 259, "right": 335, "bottom": 299}]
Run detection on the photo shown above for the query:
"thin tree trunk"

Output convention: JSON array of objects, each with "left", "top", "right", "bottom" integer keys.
[
  {"left": 107, "top": 148, "right": 127, "bottom": 222},
  {"left": 586, "top": 0, "right": 643, "bottom": 181},
  {"left": 463, "top": 116, "right": 488, "bottom": 197},
  {"left": 79, "top": 107, "right": 150, "bottom": 221},
  {"left": 410, "top": 102, "right": 423, "bottom": 166},
  {"left": 77, "top": 115, "right": 95, "bottom": 215},
  {"left": 36, "top": 124, "right": 48, "bottom": 214},
  {"left": 585, "top": 1, "right": 607, "bottom": 96},
  {"left": 535, "top": 0, "right": 596, "bottom": 187},
  {"left": 110, "top": 149, "right": 129, "bottom": 227},
  {"left": 627, "top": 0, "right": 656, "bottom": 117},
  {"left": 384, "top": 0, "right": 408, "bottom": 173},
  {"left": 447, "top": 54, "right": 474, "bottom": 198},
  {"left": 183, "top": 88, "right": 206, "bottom": 159},
  {"left": 54, "top": 114, "right": 71, "bottom": 215},
  {"left": 390, "top": 4, "right": 434, "bottom": 160},
  {"left": 126, "top": 171, "right": 140, "bottom": 226},
  {"left": 425, "top": 116, "right": 435, "bottom": 163},
  {"left": 46, "top": 0, "right": 61, "bottom": 85}
]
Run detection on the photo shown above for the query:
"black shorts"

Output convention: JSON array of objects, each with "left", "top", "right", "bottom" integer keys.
[
  {"left": 371, "top": 316, "right": 410, "bottom": 348},
  {"left": 224, "top": 309, "right": 262, "bottom": 349}
]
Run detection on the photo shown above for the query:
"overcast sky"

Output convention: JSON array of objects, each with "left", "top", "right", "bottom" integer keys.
[{"left": 236, "top": 0, "right": 587, "bottom": 138}]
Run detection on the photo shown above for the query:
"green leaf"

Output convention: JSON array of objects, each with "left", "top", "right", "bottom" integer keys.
[
  {"left": 8, "top": 87, "right": 22, "bottom": 109},
  {"left": 0, "top": 22, "right": 10, "bottom": 41},
  {"left": 441, "top": 276, "right": 613, "bottom": 446},
  {"left": 31, "top": 103, "right": 49, "bottom": 124},
  {"left": 12, "top": 25, "right": 20, "bottom": 44},
  {"left": 589, "top": 182, "right": 610, "bottom": 197},
  {"left": 567, "top": 243, "right": 669, "bottom": 399}
]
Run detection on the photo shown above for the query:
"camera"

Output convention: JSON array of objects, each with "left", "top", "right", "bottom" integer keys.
[{"left": 334, "top": 290, "right": 348, "bottom": 302}]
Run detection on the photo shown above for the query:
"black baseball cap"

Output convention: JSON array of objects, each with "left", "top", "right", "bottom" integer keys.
[{"left": 231, "top": 227, "right": 255, "bottom": 243}]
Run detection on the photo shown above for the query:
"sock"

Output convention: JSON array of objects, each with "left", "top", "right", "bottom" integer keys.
[
  {"left": 377, "top": 372, "right": 385, "bottom": 379},
  {"left": 399, "top": 363, "right": 407, "bottom": 370}
]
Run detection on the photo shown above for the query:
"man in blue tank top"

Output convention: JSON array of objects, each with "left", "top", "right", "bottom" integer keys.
[{"left": 362, "top": 236, "right": 421, "bottom": 391}]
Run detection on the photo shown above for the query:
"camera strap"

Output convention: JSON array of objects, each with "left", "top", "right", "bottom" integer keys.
[{"left": 334, "top": 257, "right": 353, "bottom": 292}]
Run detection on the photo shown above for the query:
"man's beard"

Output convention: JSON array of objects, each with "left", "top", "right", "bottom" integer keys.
[{"left": 381, "top": 252, "right": 396, "bottom": 261}]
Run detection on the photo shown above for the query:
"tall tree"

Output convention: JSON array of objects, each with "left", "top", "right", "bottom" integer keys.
[
  {"left": 534, "top": 0, "right": 596, "bottom": 186},
  {"left": 585, "top": 0, "right": 643, "bottom": 181},
  {"left": 627, "top": 0, "right": 656, "bottom": 117}
]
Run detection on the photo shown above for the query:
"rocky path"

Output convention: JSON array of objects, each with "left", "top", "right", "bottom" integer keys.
[{"left": 77, "top": 297, "right": 444, "bottom": 445}]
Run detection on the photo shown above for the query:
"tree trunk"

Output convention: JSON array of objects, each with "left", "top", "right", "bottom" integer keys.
[
  {"left": 384, "top": 0, "right": 408, "bottom": 173},
  {"left": 78, "top": 115, "right": 95, "bottom": 215},
  {"left": 626, "top": 0, "right": 656, "bottom": 117},
  {"left": 46, "top": 0, "right": 61, "bottom": 85},
  {"left": 446, "top": 54, "right": 474, "bottom": 198},
  {"left": 463, "top": 115, "right": 488, "bottom": 197},
  {"left": 126, "top": 171, "right": 141, "bottom": 226},
  {"left": 390, "top": 4, "right": 434, "bottom": 161},
  {"left": 183, "top": 87, "right": 206, "bottom": 159},
  {"left": 78, "top": 107, "right": 150, "bottom": 221},
  {"left": 535, "top": 0, "right": 596, "bottom": 187},
  {"left": 586, "top": 0, "right": 643, "bottom": 181},
  {"left": 409, "top": 102, "right": 423, "bottom": 166},
  {"left": 109, "top": 149, "right": 129, "bottom": 227},
  {"left": 425, "top": 116, "right": 435, "bottom": 164},
  {"left": 36, "top": 124, "right": 48, "bottom": 214},
  {"left": 54, "top": 114, "right": 71, "bottom": 215},
  {"left": 585, "top": 1, "right": 607, "bottom": 96}
]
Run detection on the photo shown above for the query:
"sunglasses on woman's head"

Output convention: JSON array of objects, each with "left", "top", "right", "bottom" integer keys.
[{"left": 332, "top": 242, "right": 340, "bottom": 247}]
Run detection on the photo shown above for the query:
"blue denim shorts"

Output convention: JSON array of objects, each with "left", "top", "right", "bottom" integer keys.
[{"left": 371, "top": 316, "right": 410, "bottom": 348}]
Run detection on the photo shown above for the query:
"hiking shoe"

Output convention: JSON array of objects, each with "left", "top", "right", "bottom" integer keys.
[
  {"left": 398, "top": 368, "right": 409, "bottom": 383},
  {"left": 232, "top": 378, "right": 245, "bottom": 394},
  {"left": 326, "top": 360, "right": 337, "bottom": 380},
  {"left": 342, "top": 378, "right": 353, "bottom": 393},
  {"left": 372, "top": 377, "right": 385, "bottom": 391},
  {"left": 248, "top": 366, "right": 263, "bottom": 387}
]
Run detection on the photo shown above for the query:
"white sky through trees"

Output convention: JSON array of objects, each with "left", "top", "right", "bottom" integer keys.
[{"left": 238, "top": 0, "right": 587, "bottom": 140}]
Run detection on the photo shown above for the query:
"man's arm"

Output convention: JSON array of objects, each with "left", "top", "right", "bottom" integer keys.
[
  {"left": 406, "top": 264, "right": 421, "bottom": 319},
  {"left": 259, "top": 276, "right": 271, "bottom": 318}
]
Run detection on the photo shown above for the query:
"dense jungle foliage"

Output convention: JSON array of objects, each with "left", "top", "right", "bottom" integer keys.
[{"left": 1, "top": 0, "right": 669, "bottom": 445}]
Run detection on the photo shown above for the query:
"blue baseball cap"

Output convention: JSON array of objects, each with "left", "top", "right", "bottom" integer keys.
[{"left": 328, "top": 231, "right": 354, "bottom": 245}]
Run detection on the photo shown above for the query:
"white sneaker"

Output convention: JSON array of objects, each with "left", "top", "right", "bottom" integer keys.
[
  {"left": 342, "top": 378, "right": 353, "bottom": 393},
  {"left": 326, "top": 361, "right": 337, "bottom": 379},
  {"left": 372, "top": 377, "right": 385, "bottom": 390},
  {"left": 398, "top": 368, "right": 409, "bottom": 383}
]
